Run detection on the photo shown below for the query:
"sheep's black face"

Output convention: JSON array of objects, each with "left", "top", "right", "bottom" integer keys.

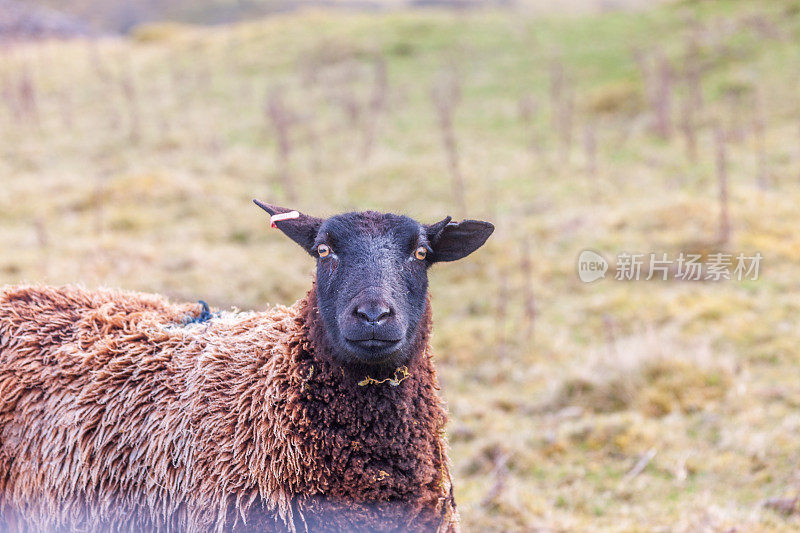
[
  {"left": 254, "top": 201, "right": 494, "bottom": 368},
  {"left": 312, "top": 212, "right": 427, "bottom": 367}
]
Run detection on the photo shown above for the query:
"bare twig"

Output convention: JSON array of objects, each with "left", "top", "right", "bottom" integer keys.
[
  {"left": 685, "top": 22, "right": 704, "bottom": 113},
  {"left": 520, "top": 237, "right": 537, "bottom": 343},
  {"left": 35, "top": 216, "right": 49, "bottom": 278},
  {"left": 18, "top": 64, "right": 39, "bottom": 125},
  {"left": 305, "top": 118, "right": 322, "bottom": 173},
  {"left": 120, "top": 67, "right": 141, "bottom": 145},
  {"left": 480, "top": 451, "right": 510, "bottom": 508},
  {"left": 603, "top": 313, "right": 618, "bottom": 359},
  {"left": 362, "top": 55, "right": 388, "bottom": 160},
  {"left": 338, "top": 85, "right": 361, "bottom": 129},
  {"left": 518, "top": 93, "right": 540, "bottom": 156},
  {"left": 93, "top": 174, "right": 106, "bottom": 239},
  {"left": 753, "top": 88, "right": 768, "bottom": 189},
  {"left": 495, "top": 270, "right": 508, "bottom": 359},
  {"left": 680, "top": 91, "right": 697, "bottom": 163},
  {"left": 636, "top": 50, "right": 673, "bottom": 140},
  {"left": 653, "top": 54, "right": 673, "bottom": 140},
  {"left": 549, "top": 55, "right": 564, "bottom": 131},
  {"left": 763, "top": 497, "right": 799, "bottom": 516},
  {"left": 34, "top": 216, "right": 48, "bottom": 248},
  {"left": 714, "top": 125, "right": 731, "bottom": 245},
  {"left": 266, "top": 89, "right": 297, "bottom": 201},
  {"left": 622, "top": 447, "right": 657, "bottom": 485},
  {"left": 559, "top": 85, "right": 575, "bottom": 165},
  {"left": 432, "top": 69, "right": 466, "bottom": 215},
  {"left": 584, "top": 122, "right": 597, "bottom": 185}
]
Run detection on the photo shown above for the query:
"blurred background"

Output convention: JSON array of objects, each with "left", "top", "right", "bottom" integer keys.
[{"left": 1, "top": 0, "right": 799, "bottom": 530}]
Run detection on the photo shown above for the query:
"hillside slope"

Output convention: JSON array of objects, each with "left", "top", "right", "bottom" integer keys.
[
  {"left": 0, "top": 0, "right": 89, "bottom": 38},
  {"left": 33, "top": 0, "right": 669, "bottom": 32}
]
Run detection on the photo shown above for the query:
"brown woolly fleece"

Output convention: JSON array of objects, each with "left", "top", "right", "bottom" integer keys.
[{"left": 0, "top": 285, "right": 458, "bottom": 532}]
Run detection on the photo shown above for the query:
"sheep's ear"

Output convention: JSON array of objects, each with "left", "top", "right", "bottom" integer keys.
[
  {"left": 254, "top": 200, "right": 323, "bottom": 255},
  {"left": 426, "top": 217, "right": 494, "bottom": 262}
]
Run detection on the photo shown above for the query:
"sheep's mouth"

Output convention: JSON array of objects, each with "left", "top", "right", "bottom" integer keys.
[
  {"left": 344, "top": 338, "right": 403, "bottom": 362},
  {"left": 345, "top": 338, "right": 401, "bottom": 350}
]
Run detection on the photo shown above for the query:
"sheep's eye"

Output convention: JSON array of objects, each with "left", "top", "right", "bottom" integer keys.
[
  {"left": 317, "top": 244, "right": 331, "bottom": 258},
  {"left": 414, "top": 246, "right": 427, "bottom": 260}
]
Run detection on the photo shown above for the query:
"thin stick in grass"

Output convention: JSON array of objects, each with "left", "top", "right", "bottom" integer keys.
[
  {"left": 35, "top": 216, "right": 49, "bottom": 279},
  {"left": 559, "top": 86, "right": 574, "bottom": 166},
  {"left": 680, "top": 91, "right": 697, "bottom": 163},
  {"left": 653, "top": 54, "right": 673, "bottom": 140},
  {"left": 120, "top": 68, "right": 141, "bottom": 145},
  {"left": 518, "top": 93, "right": 540, "bottom": 156},
  {"left": 266, "top": 89, "right": 297, "bottom": 202},
  {"left": 520, "top": 237, "right": 537, "bottom": 343},
  {"left": 753, "top": 88, "right": 768, "bottom": 189},
  {"left": 685, "top": 23, "right": 703, "bottom": 113},
  {"left": 549, "top": 55, "right": 564, "bottom": 131},
  {"left": 432, "top": 70, "right": 466, "bottom": 216},
  {"left": 495, "top": 270, "right": 509, "bottom": 360},
  {"left": 583, "top": 122, "right": 597, "bottom": 188},
  {"left": 18, "top": 64, "right": 39, "bottom": 126},
  {"left": 362, "top": 55, "right": 388, "bottom": 161},
  {"left": 714, "top": 125, "right": 731, "bottom": 245}
]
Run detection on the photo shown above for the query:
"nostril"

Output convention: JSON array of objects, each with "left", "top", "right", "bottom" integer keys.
[{"left": 354, "top": 303, "right": 393, "bottom": 324}]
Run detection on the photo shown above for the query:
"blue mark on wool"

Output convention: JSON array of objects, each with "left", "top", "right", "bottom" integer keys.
[{"left": 182, "top": 300, "right": 215, "bottom": 325}]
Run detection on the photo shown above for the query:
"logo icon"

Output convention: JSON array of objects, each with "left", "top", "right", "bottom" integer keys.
[{"left": 577, "top": 250, "right": 608, "bottom": 283}]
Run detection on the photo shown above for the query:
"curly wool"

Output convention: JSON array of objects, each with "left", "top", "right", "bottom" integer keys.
[{"left": 0, "top": 285, "right": 457, "bottom": 532}]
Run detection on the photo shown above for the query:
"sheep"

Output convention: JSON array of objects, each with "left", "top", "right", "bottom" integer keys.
[{"left": 0, "top": 202, "right": 494, "bottom": 532}]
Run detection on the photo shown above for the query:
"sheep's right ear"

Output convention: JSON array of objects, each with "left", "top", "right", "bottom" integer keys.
[
  {"left": 254, "top": 200, "right": 323, "bottom": 255},
  {"left": 426, "top": 217, "right": 494, "bottom": 262}
]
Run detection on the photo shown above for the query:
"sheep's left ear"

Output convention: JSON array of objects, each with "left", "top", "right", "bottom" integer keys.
[
  {"left": 254, "top": 200, "right": 323, "bottom": 255},
  {"left": 426, "top": 217, "right": 494, "bottom": 262}
]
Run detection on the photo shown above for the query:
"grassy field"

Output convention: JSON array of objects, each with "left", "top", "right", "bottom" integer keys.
[{"left": 2, "top": 0, "right": 800, "bottom": 530}]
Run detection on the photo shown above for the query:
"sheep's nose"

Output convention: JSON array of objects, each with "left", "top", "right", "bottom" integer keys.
[{"left": 354, "top": 301, "right": 392, "bottom": 324}]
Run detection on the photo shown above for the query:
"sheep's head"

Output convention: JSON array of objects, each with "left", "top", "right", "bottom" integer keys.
[{"left": 255, "top": 200, "right": 494, "bottom": 368}]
